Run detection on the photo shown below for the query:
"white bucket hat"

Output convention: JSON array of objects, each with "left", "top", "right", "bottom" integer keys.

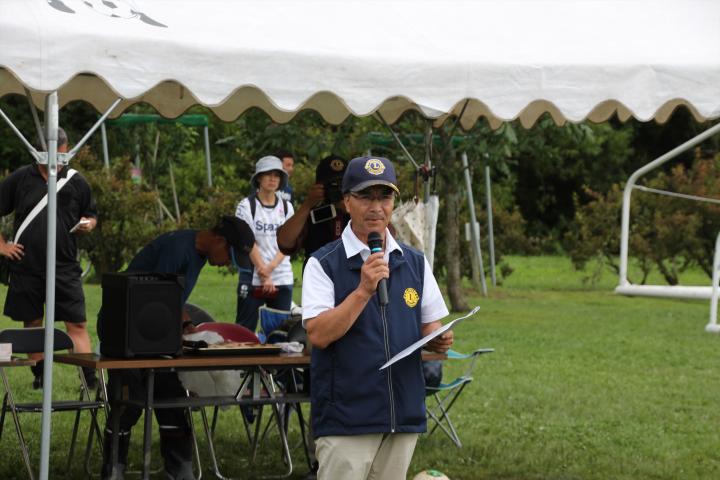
[{"left": 250, "top": 155, "right": 289, "bottom": 190}]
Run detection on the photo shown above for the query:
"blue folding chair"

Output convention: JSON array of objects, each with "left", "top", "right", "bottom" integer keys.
[
  {"left": 425, "top": 348, "right": 494, "bottom": 447},
  {"left": 258, "top": 306, "right": 293, "bottom": 344}
]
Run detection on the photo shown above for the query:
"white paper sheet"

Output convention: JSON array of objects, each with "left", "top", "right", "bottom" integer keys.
[{"left": 379, "top": 306, "right": 480, "bottom": 370}]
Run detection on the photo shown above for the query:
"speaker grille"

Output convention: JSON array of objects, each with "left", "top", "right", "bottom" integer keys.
[
  {"left": 100, "top": 272, "right": 184, "bottom": 357},
  {"left": 128, "top": 283, "right": 182, "bottom": 355}
]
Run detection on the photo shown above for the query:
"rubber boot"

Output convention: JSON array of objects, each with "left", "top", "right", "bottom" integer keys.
[
  {"left": 100, "top": 429, "right": 131, "bottom": 480},
  {"left": 159, "top": 430, "right": 196, "bottom": 480},
  {"left": 81, "top": 366, "right": 98, "bottom": 390},
  {"left": 30, "top": 360, "right": 44, "bottom": 390}
]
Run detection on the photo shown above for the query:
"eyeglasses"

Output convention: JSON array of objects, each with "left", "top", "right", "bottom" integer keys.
[{"left": 349, "top": 192, "right": 395, "bottom": 206}]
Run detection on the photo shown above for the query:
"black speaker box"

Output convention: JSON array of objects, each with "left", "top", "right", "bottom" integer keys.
[{"left": 99, "top": 272, "right": 185, "bottom": 358}]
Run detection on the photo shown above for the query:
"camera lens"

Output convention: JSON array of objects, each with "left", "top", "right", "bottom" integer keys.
[{"left": 324, "top": 179, "right": 342, "bottom": 203}]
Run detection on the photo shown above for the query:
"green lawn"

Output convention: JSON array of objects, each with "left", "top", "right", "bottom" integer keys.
[{"left": 1, "top": 256, "right": 719, "bottom": 479}]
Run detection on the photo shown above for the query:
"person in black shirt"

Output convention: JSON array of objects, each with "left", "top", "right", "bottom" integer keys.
[
  {"left": 0, "top": 127, "right": 98, "bottom": 388},
  {"left": 277, "top": 155, "right": 349, "bottom": 265}
]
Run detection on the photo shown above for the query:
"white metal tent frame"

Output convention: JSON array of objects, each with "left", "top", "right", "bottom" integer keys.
[
  {"left": 615, "top": 122, "right": 720, "bottom": 329},
  {"left": 1, "top": 1, "right": 720, "bottom": 478}
]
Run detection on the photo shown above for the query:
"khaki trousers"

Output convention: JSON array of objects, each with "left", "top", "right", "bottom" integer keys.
[{"left": 316, "top": 432, "right": 419, "bottom": 480}]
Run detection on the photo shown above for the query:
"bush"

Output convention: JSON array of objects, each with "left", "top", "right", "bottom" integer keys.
[
  {"left": 565, "top": 154, "right": 720, "bottom": 285},
  {"left": 182, "top": 187, "right": 240, "bottom": 230},
  {"left": 73, "top": 149, "right": 169, "bottom": 282}
]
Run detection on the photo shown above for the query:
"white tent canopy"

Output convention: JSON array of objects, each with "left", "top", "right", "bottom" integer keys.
[
  {"left": 2, "top": 0, "right": 719, "bottom": 128},
  {"left": 2, "top": 1, "right": 720, "bottom": 478}
]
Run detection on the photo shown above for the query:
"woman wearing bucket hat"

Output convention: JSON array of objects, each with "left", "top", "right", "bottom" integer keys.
[{"left": 234, "top": 155, "right": 295, "bottom": 331}]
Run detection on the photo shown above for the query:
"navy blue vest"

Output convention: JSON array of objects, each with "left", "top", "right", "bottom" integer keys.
[{"left": 310, "top": 238, "right": 427, "bottom": 437}]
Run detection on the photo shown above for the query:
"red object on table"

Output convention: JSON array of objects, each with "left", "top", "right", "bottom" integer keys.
[{"left": 195, "top": 322, "right": 260, "bottom": 344}]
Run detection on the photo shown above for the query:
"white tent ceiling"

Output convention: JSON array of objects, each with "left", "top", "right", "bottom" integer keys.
[
  {"left": 2, "top": 2, "right": 720, "bottom": 477},
  {"left": 1, "top": 0, "right": 719, "bottom": 128}
]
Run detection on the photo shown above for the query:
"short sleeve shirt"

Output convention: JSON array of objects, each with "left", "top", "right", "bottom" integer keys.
[
  {"left": 236, "top": 195, "right": 294, "bottom": 286},
  {"left": 302, "top": 223, "right": 449, "bottom": 326},
  {"left": 0, "top": 164, "right": 97, "bottom": 274}
]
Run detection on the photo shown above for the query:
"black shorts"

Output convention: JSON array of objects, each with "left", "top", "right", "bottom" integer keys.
[{"left": 3, "top": 270, "right": 87, "bottom": 324}]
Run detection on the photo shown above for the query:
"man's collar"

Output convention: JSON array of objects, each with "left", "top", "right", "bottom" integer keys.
[
  {"left": 342, "top": 221, "right": 403, "bottom": 260},
  {"left": 32, "top": 163, "right": 68, "bottom": 178}
]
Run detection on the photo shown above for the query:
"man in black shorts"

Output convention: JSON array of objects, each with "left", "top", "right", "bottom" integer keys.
[{"left": 0, "top": 127, "right": 98, "bottom": 388}]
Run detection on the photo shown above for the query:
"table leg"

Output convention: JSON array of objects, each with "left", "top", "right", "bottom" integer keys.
[
  {"left": 142, "top": 369, "right": 155, "bottom": 480},
  {"left": 267, "top": 402, "right": 293, "bottom": 478},
  {"left": 258, "top": 371, "right": 292, "bottom": 479},
  {"left": 109, "top": 374, "right": 122, "bottom": 480}
]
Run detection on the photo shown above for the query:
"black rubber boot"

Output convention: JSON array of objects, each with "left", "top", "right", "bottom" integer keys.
[
  {"left": 81, "top": 366, "right": 98, "bottom": 390},
  {"left": 30, "top": 360, "right": 44, "bottom": 390},
  {"left": 100, "top": 429, "right": 131, "bottom": 480},
  {"left": 159, "top": 431, "right": 196, "bottom": 480}
]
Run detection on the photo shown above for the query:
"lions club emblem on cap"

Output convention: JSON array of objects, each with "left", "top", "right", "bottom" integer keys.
[
  {"left": 330, "top": 159, "right": 345, "bottom": 171},
  {"left": 365, "top": 158, "right": 386, "bottom": 176},
  {"left": 403, "top": 288, "right": 419, "bottom": 308}
]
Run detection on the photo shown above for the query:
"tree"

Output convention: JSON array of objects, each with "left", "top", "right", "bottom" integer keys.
[
  {"left": 565, "top": 153, "right": 720, "bottom": 285},
  {"left": 73, "top": 149, "right": 169, "bottom": 281}
]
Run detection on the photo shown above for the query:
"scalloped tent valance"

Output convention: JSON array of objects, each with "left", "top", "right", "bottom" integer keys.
[{"left": 1, "top": 0, "right": 719, "bottom": 127}]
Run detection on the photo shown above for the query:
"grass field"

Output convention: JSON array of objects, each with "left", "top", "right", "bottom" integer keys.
[{"left": 0, "top": 256, "right": 719, "bottom": 479}]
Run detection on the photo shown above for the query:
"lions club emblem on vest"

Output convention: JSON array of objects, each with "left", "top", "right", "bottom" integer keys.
[
  {"left": 403, "top": 288, "right": 419, "bottom": 308},
  {"left": 364, "top": 158, "right": 385, "bottom": 176}
]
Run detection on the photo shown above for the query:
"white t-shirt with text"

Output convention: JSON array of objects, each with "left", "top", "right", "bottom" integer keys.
[{"left": 236, "top": 196, "right": 294, "bottom": 286}]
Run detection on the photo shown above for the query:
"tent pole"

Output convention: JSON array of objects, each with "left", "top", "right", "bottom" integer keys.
[
  {"left": 204, "top": 126, "right": 213, "bottom": 187},
  {"left": 462, "top": 151, "right": 487, "bottom": 296},
  {"left": 619, "top": 121, "right": 720, "bottom": 287},
  {"left": 424, "top": 121, "right": 432, "bottom": 203},
  {"left": 66, "top": 98, "right": 122, "bottom": 161},
  {"left": 101, "top": 122, "right": 110, "bottom": 169},
  {"left": 375, "top": 112, "right": 419, "bottom": 169},
  {"left": 24, "top": 87, "right": 46, "bottom": 151},
  {"left": 485, "top": 158, "right": 496, "bottom": 286},
  {"left": 39, "top": 92, "right": 59, "bottom": 480},
  {"left": 169, "top": 159, "right": 181, "bottom": 223}
]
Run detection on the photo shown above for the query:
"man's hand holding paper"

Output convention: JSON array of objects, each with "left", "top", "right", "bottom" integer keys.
[
  {"left": 422, "top": 322, "right": 454, "bottom": 354},
  {"left": 380, "top": 306, "right": 481, "bottom": 370}
]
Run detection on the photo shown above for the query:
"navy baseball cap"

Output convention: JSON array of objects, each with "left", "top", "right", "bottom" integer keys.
[{"left": 341, "top": 156, "right": 400, "bottom": 194}]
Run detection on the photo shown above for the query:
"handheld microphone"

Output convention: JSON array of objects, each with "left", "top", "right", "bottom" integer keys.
[{"left": 367, "top": 231, "right": 389, "bottom": 306}]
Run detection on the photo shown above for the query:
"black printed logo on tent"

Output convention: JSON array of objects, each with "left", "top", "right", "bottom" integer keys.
[{"left": 47, "top": 0, "right": 167, "bottom": 28}]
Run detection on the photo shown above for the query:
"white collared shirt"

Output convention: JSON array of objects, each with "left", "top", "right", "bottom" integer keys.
[{"left": 302, "top": 222, "right": 449, "bottom": 326}]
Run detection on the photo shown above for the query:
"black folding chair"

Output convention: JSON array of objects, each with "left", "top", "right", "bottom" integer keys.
[
  {"left": 0, "top": 327, "right": 105, "bottom": 480},
  {"left": 424, "top": 348, "right": 494, "bottom": 447}
]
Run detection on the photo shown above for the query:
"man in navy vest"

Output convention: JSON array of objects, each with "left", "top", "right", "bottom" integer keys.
[{"left": 302, "top": 156, "right": 453, "bottom": 480}]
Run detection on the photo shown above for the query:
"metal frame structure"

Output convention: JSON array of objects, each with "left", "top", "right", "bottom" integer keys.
[{"left": 615, "top": 122, "right": 720, "bottom": 330}]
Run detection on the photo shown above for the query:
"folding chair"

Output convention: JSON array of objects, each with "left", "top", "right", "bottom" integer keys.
[
  {"left": 258, "top": 306, "right": 293, "bottom": 344},
  {"left": 256, "top": 306, "right": 313, "bottom": 470},
  {"left": 0, "top": 328, "right": 105, "bottom": 480},
  {"left": 184, "top": 305, "right": 262, "bottom": 479},
  {"left": 185, "top": 302, "right": 216, "bottom": 327},
  {"left": 424, "top": 348, "right": 494, "bottom": 448}
]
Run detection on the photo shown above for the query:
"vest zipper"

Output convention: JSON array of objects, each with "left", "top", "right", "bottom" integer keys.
[{"left": 380, "top": 304, "right": 396, "bottom": 432}]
